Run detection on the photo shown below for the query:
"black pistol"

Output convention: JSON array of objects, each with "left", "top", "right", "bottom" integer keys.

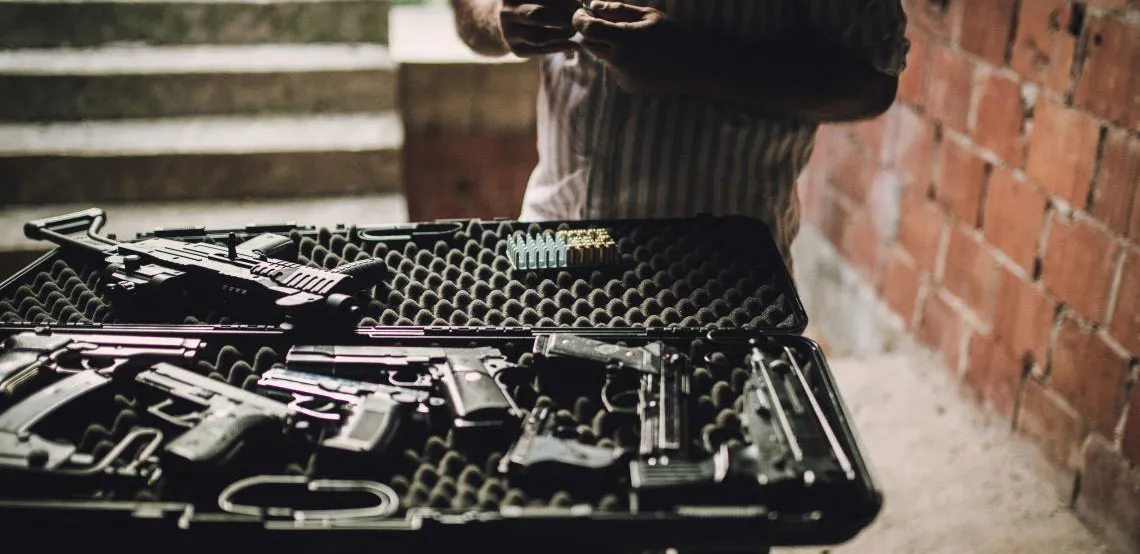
[
  {"left": 0, "top": 329, "right": 205, "bottom": 407},
  {"left": 24, "top": 208, "right": 387, "bottom": 329},
  {"left": 532, "top": 333, "right": 690, "bottom": 461},
  {"left": 629, "top": 343, "right": 857, "bottom": 511},
  {"left": 133, "top": 362, "right": 292, "bottom": 468},
  {"left": 255, "top": 365, "right": 435, "bottom": 456},
  {"left": 499, "top": 403, "right": 626, "bottom": 490},
  {"left": 284, "top": 344, "right": 522, "bottom": 436}
]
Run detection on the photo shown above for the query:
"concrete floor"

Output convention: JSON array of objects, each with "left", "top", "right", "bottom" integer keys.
[{"left": 775, "top": 344, "right": 1113, "bottom": 554}]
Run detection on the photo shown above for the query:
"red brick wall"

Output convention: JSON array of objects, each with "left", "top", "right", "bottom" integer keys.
[{"left": 799, "top": 0, "right": 1139, "bottom": 547}]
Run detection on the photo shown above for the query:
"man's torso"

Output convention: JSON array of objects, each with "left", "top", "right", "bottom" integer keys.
[{"left": 521, "top": 0, "right": 820, "bottom": 259}]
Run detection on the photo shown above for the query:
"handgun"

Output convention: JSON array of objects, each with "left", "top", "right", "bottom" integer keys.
[
  {"left": 629, "top": 343, "right": 857, "bottom": 511},
  {"left": 24, "top": 208, "right": 387, "bottom": 329},
  {"left": 499, "top": 404, "right": 626, "bottom": 489},
  {"left": 284, "top": 345, "right": 522, "bottom": 434},
  {"left": 745, "top": 343, "right": 855, "bottom": 485},
  {"left": 0, "top": 369, "right": 163, "bottom": 481},
  {"left": 533, "top": 334, "right": 690, "bottom": 461},
  {"left": 133, "top": 362, "right": 293, "bottom": 468},
  {"left": 255, "top": 366, "right": 437, "bottom": 456},
  {"left": 0, "top": 330, "right": 205, "bottom": 406}
]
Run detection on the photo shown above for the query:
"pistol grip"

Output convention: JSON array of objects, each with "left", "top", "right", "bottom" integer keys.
[
  {"left": 443, "top": 363, "right": 514, "bottom": 426},
  {"left": 523, "top": 436, "right": 620, "bottom": 471},
  {"left": 506, "top": 436, "right": 622, "bottom": 490},
  {"left": 0, "top": 351, "right": 42, "bottom": 402},
  {"left": 322, "top": 394, "right": 409, "bottom": 455},
  {"left": 164, "top": 408, "right": 276, "bottom": 467}
]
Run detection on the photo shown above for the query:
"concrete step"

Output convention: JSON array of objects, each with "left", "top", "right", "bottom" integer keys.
[
  {"left": 0, "top": 0, "right": 390, "bottom": 49},
  {"left": 0, "top": 44, "right": 396, "bottom": 121},
  {"left": 0, "top": 193, "right": 409, "bottom": 280},
  {"left": 0, "top": 113, "right": 404, "bottom": 204}
]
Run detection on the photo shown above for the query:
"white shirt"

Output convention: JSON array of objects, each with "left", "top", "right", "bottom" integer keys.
[{"left": 519, "top": 0, "right": 909, "bottom": 262}]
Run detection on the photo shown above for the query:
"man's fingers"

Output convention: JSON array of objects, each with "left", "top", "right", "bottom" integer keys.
[
  {"left": 572, "top": 9, "right": 647, "bottom": 42},
  {"left": 571, "top": 10, "right": 618, "bottom": 42},
  {"left": 502, "top": 3, "right": 575, "bottom": 28},
  {"left": 587, "top": 1, "right": 648, "bottom": 22}
]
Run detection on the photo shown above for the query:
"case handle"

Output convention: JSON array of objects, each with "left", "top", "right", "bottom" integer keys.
[{"left": 217, "top": 474, "right": 400, "bottom": 521}]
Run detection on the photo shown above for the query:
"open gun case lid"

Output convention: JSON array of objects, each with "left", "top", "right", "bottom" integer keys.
[
  {"left": 0, "top": 212, "right": 808, "bottom": 335},
  {"left": 0, "top": 324, "right": 882, "bottom": 553}
]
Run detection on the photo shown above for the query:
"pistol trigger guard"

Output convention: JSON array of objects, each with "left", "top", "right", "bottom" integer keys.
[
  {"left": 217, "top": 475, "right": 400, "bottom": 521},
  {"left": 386, "top": 370, "right": 429, "bottom": 388},
  {"left": 146, "top": 398, "right": 198, "bottom": 429},
  {"left": 288, "top": 395, "right": 342, "bottom": 422},
  {"left": 601, "top": 379, "right": 638, "bottom": 415}
]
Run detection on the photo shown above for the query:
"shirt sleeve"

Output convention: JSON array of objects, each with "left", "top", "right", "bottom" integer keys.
[{"left": 799, "top": 0, "right": 910, "bottom": 77}]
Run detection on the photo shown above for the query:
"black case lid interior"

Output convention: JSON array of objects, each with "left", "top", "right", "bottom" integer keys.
[{"left": 0, "top": 216, "right": 807, "bottom": 334}]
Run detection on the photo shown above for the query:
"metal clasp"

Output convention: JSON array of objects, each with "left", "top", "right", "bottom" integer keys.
[{"left": 217, "top": 475, "right": 400, "bottom": 522}]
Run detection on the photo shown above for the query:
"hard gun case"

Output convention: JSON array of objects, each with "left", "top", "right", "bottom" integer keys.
[
  {"left": 0, "top": 324, "right": 881, "bottom": 553},
  {"left": 0, "top": 212, "right": 878, "bottom": 552}
]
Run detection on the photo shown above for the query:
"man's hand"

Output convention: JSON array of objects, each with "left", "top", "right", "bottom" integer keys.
[
  {"left": 500, "top": 0, "right": 580, "bottom": 57},
  {"left": 572, "top": 2, "right": 697, "bottom": 95}
]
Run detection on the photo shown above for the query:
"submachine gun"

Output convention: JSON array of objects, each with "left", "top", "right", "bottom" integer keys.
[{"left": 24, "top": 208, "right": 387, "bottom": 330}]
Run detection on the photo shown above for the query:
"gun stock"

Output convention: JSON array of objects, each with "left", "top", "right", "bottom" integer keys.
[{"left": 23, "top": 208, "right": 116, "bottom": 255}]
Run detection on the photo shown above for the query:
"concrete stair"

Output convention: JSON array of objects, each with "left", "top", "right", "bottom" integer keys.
[
  {"left": 1, "top": 0, "right": 401, "bottom": 206},
  {"left": 0, "top": 113, "right": 403, "bottom": 204},
  {"left": 0, "top": 2, "right": 543, "bottom": 274},
  {"left": 0, "top": 44, "right": 396, "bottom": 121},
  {"left": 0, "top": 0, "right": 390, "bottom": 48}
]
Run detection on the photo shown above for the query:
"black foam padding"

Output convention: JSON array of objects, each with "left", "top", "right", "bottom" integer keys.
[{"left": 1, "top": 218, "right": 799, "bottom": 330}]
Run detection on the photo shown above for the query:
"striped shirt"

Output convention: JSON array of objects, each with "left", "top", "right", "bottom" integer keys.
[{"left": 519, "top": 0, "right": 909, "bottom": 264}]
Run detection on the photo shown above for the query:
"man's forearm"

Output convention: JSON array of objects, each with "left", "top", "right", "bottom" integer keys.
[
  {"left": 677, "top": 38, "right": 898, "bottom": 123},
  {"left": 450, "top": 0, "right": 510, "bottom": 56}
]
